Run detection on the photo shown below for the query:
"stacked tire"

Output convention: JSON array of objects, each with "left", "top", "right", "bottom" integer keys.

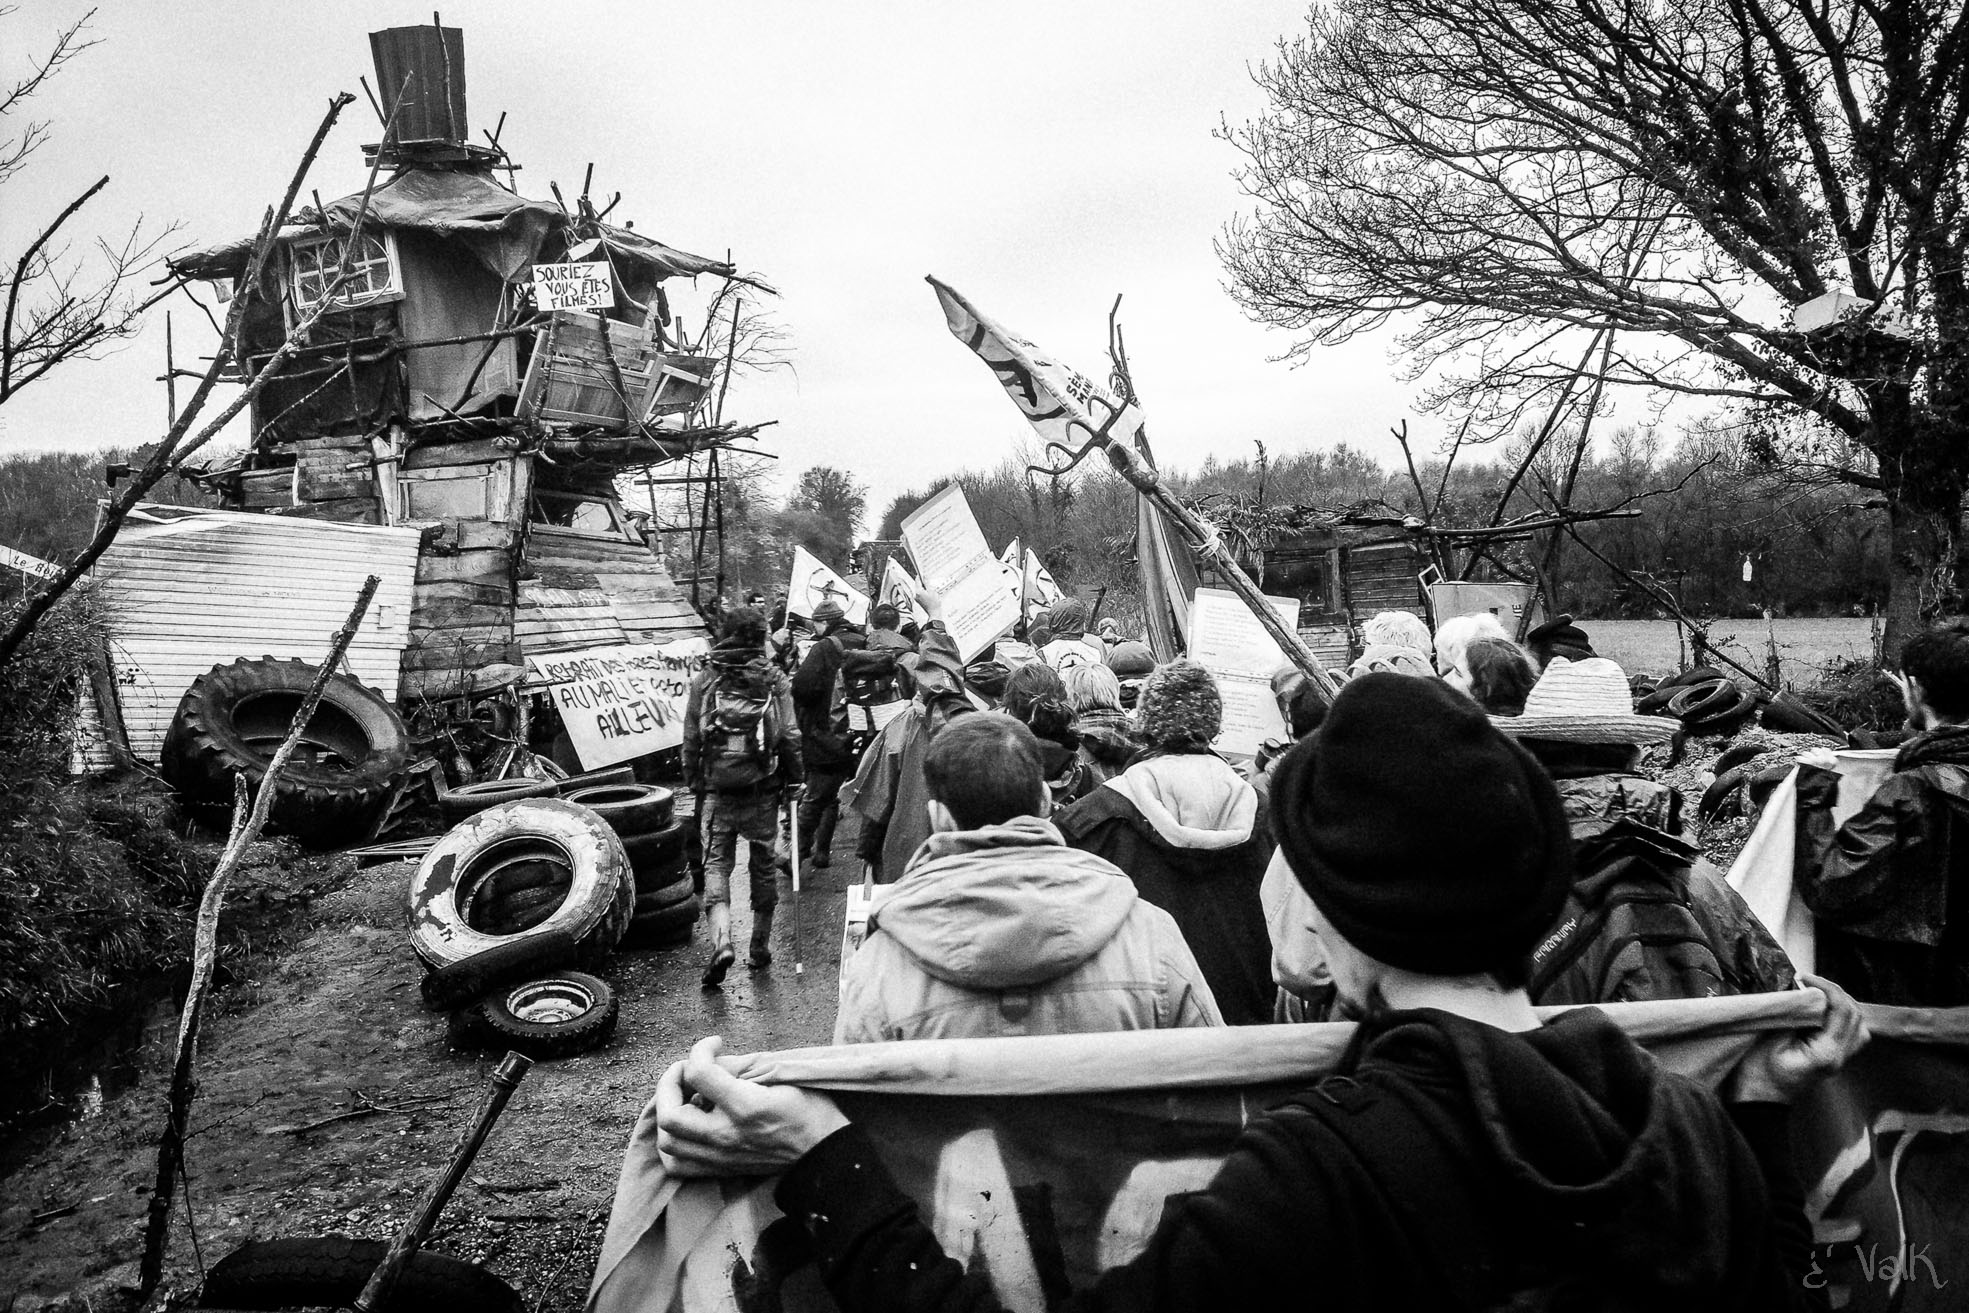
[
  {"left": 1634, "top": 666, "right": 1762, "bottom": 736},
  {"left": 407, "top": 799, "right": 630, "bottom": 1060},
  {"left": 563, "top": 784, "right": 699, "bottom": 949}
]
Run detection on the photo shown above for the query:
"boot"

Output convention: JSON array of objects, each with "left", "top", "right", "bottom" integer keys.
[
  {"left": 701, "top": 904, "right": 735, "bottom": 987},
  {"left": 749, "top": 905, "right": 776, "bottom": 971},
  {"left": 810, "top": 807, "right": 836, "bottom": 869}
]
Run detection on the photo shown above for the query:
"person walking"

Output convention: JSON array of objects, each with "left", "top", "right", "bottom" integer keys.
[
  {"left": 1795, "top": 619, "right": 1969, "bottom": 1005},
  {"left": 681, "top": 607, "right": 803, "bottom": 986},
  {"left": 844, "top": 619, "right": 976, "bottom": 882},
  {"left": 834, "top": 713, "right": 1221, "bottom": 1042},
  {"left": 655, "top": 672, "right": 1863, "bottom": 1310},
  {"left": 790, "top": 598, "right": 866, "bottom": 871},
  {"left": 1055, "top": 659, "right": 1275, "bottom": 1025}
]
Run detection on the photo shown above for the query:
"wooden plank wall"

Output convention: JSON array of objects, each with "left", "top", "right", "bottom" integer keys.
[
  {"left": 400, "top": 519, "right": 521, "bottom": 700},
  {"left": 1342, "top": 540, "right": 1427, "bottom": 621},
  {"left": 292, "top": 434, "right": 382, "bottom": 524},
  {"left": 526, "top": 525, "right": 704, "bottom": 645}
]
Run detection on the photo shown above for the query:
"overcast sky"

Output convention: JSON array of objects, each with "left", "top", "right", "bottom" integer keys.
[{"left": 3, "top": 1, "right": 1424, "bottom": 520}]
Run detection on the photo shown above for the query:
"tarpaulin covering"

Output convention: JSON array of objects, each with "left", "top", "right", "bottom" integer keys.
[
  {"left": 585, "top": 991, "right": 1969, "bottom": 1312},
  {"left": 172, "top": 170, "right": 733, "bottom": 288}
]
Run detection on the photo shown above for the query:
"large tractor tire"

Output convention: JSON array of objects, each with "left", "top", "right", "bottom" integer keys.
[
  {"left": 407, "top": 799, "right": 632, "bottom": 971},
  {"left": 162, "top": 657, "right": 409, "bottom": 849}
]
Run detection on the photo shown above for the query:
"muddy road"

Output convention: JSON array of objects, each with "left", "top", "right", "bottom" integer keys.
[{"left": 0, "top": 826, "right": 852, "bottom": 1312}]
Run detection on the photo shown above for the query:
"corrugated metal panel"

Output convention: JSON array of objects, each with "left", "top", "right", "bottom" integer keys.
[{"left": 94, "top": 506, "right": 422, "bottom": 765}]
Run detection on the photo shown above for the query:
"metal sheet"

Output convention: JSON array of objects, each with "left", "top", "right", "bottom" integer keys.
[{"left": 92, "top": 506, "right": 422, "bottom": 766}]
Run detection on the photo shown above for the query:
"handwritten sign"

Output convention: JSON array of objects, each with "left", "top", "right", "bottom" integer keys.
[
  {"left": 1187, "top": 587, "right": 1302, "bottom": 760},
  {"left": 0, "top": 543, "right": 58, "bottom": 580},
  {"left": 531, "top": 260, "right": 617, "bottom": 312},
  {"left": 525, "top": 637, "right": 709, "bottom": 769},
  {"left": 900, "top": 483, "right": 1021, "bottom": 662}
]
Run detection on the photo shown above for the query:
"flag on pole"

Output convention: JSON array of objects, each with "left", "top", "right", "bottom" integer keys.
[
  {"left": 786, "top": 545, "right": 870, "bottom": 625},
  {"left": 1023, "top": 548, "right": 1063, "bottom": 609},
  {"left": 879, "top": 555, "right": 931, "bottom": 627},
  {"left": 927, "top": 276, "right": 1192, "bottom": 656}
]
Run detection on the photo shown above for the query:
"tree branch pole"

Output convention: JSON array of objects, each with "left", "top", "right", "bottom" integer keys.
[
  {"left": 1100, "top": 438, "right": 1344, "bottom": 705},
  {"left": 0, "top": 92, "right": 358, "bottom": 670},
  {"left": 138, "top": 576, "right": 381, "bottom": 1298}
]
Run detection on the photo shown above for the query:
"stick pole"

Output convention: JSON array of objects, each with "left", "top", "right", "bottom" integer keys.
[
  {"left": 139, "top": 576, "right": 381, "bottom": 1297},
  {"left": 1101, "top": 441, "right": 1343, "bottom": 705}
]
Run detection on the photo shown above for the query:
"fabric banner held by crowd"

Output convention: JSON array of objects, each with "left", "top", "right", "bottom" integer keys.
[{"left": 587, "top": 992, "right": 1969, "bottom": 1313}]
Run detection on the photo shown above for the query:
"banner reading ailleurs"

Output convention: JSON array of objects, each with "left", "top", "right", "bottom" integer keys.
[{"left": 588, "top": 993, "right": 1969, "bottom": 1313}]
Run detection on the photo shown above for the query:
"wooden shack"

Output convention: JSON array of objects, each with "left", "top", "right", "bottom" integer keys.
[{"left": 168, "top": 24, "right": 759, "bottom": 725}]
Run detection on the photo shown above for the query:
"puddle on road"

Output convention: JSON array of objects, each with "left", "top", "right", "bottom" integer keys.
[{"left": 0, "top": 980, "right": 175, "bottom": 1165}]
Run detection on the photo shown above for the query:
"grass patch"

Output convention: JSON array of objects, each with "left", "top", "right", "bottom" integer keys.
[{"left": 0, "top": 592, "right": 212, "bottom": 1089}]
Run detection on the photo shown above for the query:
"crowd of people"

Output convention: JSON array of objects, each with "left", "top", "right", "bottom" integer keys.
[{"left": 655, "top": 585, "right": 1956, "bottom": 1307}]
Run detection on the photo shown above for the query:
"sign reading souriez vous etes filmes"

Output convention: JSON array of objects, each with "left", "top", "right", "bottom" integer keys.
[
  {"left": 531, "top": 260, "right": 617, "bottom": 312},
  {"left": 524, "top": 638, "right": 709, "bottom": 770}
]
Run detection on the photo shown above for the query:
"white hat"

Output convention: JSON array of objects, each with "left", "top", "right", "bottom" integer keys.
[{"left": 1492, "top": 657, "right": 1676, "bottom": 744}]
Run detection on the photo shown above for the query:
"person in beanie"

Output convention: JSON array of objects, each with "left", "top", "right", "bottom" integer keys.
[
  {"left": 1040, "top": 597, "right": 1105, "bottom": 671},
  {"left": 681, "top": 607, "right": 803, "bottom": 985},
  {"left": 1054, "top": 659, "right": 1275, "bottom": 1025},
  {"left": 654, "top": 672, "right": 1863, "bottom": 1309},
  {"left": 1105, "top": 639, "right": 1155, "bottom": 710},
  {"left": 790, "top": 598, "right": 866, "bottom": 871},
  {"left": 843, "top": 593, "right": 976, "bottom": 881},
  {"left": 833, "top": 713, "right": 1221, "bottom": 1043}
]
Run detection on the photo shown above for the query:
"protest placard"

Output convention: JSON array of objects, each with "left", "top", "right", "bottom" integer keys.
[
  {"left": 786, "top": 545, "right": 870, "bottom": 625},
  {"left": 1187, "top": 586, "right": 1302, "bottom": 759},
  {"left": 900, "top": 483, "right": 1021, "bottom": 662},
  {"left": 524, "top": 637, "right": 708, "bottom": 769},
  {"left": 530, "top": 260, "right": 617, "bottom": 311}
]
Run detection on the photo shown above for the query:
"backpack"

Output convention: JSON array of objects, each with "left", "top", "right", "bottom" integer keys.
[
  {"left": 701, "top": 665, "right": 779, "bottom": 790},
  {"left": 1528, "top": 818, "right": 1731, "bottom": 1006},
  {"left": 835, "top": 646, "right": 902, "bottom": 736}
]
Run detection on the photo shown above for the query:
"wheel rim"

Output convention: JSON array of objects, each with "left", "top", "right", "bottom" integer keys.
[{"left": 503, "top": 979, "right": 595, "bottom": 1024}]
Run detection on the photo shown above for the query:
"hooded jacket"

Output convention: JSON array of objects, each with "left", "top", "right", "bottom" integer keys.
[
  {"left": 834, "top": 816, "right": 1222, "bottom": 1043},
  {"left": 1795, "top": 728, "right": 1969, "bottom": 1005},
  {"left": 1055, "top": 753, "right": 1275, "bottom": 1025},
  {"left": 776, "top": 1006, "right": 1809, "bottom": 1311}
]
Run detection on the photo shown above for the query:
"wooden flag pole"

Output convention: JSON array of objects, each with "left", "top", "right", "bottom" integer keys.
[{"left": 1097, "top": 438, "right": 1343, "bottom": 705}]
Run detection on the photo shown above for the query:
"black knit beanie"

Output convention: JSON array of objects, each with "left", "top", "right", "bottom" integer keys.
[{"left": 1268, "top": 673, "right": 1573, "bottom": 976}]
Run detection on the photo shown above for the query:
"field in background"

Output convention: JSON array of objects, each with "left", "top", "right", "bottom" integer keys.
[{"left": 1583, "top": 617, "right": 1877, "bottom": 686}]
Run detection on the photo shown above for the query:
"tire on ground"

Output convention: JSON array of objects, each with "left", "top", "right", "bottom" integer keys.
[
  {"left": 437, "top": 777, "right": 560, "bottom": 824},
  {"left": 1698, "top": 765, "right": 1751, "bottom": 822},
  {"left": 563, "top": 783, "right": 674, "bottom": 836},
  {"left": 406, "top": 799, "right": 632, "bottom": 971},
  {"left": 420, "top": 928, "right": 579, "bottom": 1011},
  {"left": 161, "top": 657, "right": 410, "bottom": 849},
  {"left": 198, "top": 1235, "right": 521, "bottom": 1312},
  {"left": 634, "top": 873, "right": 696, "bottom": 915},
  {"left": 469, "top": 970, "right": 619, "bottom": 1059},
  {"left": 624, "top": 893, "right": 701, "bottom": 948}
]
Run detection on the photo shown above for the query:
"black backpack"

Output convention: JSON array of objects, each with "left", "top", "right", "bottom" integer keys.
[{"left": 1529, "top": 818, "right": 1731, "bottom": 1007}]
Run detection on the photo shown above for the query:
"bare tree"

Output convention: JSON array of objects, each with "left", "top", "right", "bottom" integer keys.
[
  {"left": 0, "top": 8, "right": 178, "bottom": 405},
  {"left": 1220, "top": 0, "right": 1969, "bottom": 656},
  {"left": 0, "top": 91, "right": 368, "bottom": 667}
]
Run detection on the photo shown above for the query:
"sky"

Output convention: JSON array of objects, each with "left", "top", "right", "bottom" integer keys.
[{"left": 1, "top": 1, "right": 1422, "bottom": 520}]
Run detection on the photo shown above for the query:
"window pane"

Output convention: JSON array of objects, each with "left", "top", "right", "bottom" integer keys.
[{"left": 402, "top": 473, "right": 491, "bottom": 519}]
